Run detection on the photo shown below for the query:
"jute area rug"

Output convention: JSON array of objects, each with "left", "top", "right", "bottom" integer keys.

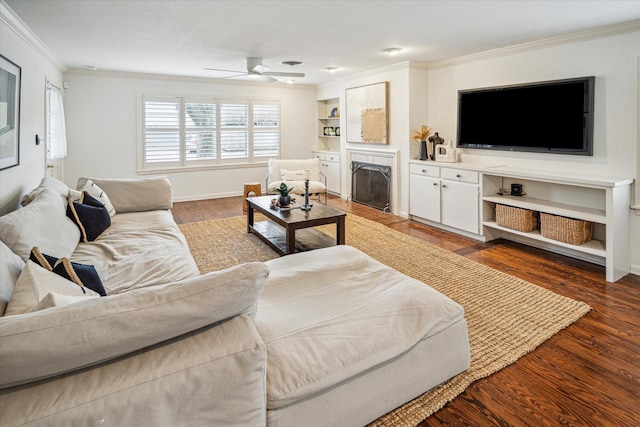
[{"left": 179, "top": 213, "right": 591, "bottom": 426}]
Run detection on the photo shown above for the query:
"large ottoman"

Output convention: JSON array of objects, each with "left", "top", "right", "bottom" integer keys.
[{"left": 256, "top": 246, "right": 470, "bottom": 427}]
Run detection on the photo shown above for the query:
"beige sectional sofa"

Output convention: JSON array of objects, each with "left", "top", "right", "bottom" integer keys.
[{"left": 0, "top": 177, "right": 470, "bottom": 426}]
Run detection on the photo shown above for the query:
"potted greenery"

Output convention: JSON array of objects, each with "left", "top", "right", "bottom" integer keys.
[{"left": 275, "top": 182, "right": 293, "bottom": 207}]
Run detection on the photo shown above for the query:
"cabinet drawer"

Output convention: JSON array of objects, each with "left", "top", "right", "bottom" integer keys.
[
  {"left": 311, "top": 152, "right": 326, "bottom": 160},
  {"left": 326, "top": 153, "right": 340, "bottom": 163},
  {"left": 441, "top": 168, "right": 478, "bottom": 184},
  {"left": 410, "top": 163, "right": 440, "bottom": 178}
]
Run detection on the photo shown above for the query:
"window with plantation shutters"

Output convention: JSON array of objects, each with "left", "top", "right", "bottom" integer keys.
[{"left": 141, "top": 96, "right": 280, "bottom": 169}]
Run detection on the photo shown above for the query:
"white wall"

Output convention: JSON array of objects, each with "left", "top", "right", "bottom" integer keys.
[
  {"left": 0, "top": 8, "right": 64, "bottom": 215},
  {"left": 426, "top": 30, "right": 640, "bottom": 274},
  {"left": 317, "top": 62, "right": 429, "bottom": 215},
  {"left": 62, "top": 71, "right": 317, "bottom": 200}
]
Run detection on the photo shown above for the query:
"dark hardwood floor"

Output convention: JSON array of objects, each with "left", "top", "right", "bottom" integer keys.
[{"left": 172, "top": 195, "right": 640, "bottom": 427}]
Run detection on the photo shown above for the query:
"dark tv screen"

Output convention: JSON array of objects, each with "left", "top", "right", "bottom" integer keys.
[{"left": 457, "top": 77, "right": 595, "bottom": 155}]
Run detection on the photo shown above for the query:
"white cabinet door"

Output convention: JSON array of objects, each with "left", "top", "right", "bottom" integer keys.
[
  {"left": 323, "top": 161, "right": 340, "bottom": 194},
  {"left": 441, "top": 180, "right": 479, "bottom": 234},
  {"left": 409, "top": 174, "right": 440, "bottom": 222}
]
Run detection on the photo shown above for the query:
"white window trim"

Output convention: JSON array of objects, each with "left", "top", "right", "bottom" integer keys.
[{"left": 137, "top": 94, "right": 281, "bottom": 173}]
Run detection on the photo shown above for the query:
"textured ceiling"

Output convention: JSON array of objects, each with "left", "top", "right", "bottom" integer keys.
[{"left": 5, "top": 0, "right": 640, "bottom": 85}]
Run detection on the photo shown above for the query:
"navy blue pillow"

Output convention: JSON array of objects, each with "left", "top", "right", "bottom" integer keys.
[
  {"left": 30, "top": 247, "right": 107, "bottom": 296},
  {"left": 66, "top": 192, "right": 111, "bottom": 242}
]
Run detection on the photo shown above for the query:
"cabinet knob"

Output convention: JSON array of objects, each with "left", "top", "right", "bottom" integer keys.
[
  {"left": 422, "top": 169, "right": 427, "bottom": 173},
  {"left": 432, "top": 182, "right": 438, "bottom": 186},
  {"left": 456, "top": 174, "right": 461, "bottom": 178},
  {"left": 442, "top": 184, "right": 447, "bottom": 188}
]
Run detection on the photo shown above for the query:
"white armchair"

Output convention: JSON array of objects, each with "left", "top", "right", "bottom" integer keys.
[{"left": 266, "top": 159, "right": 327, "bottom": 204}]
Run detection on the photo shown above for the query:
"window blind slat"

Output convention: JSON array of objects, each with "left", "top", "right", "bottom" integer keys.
[{"left": 142, "top": 98, "right": 279, "bottom": 168}]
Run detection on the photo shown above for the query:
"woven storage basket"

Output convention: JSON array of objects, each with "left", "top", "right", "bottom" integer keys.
[
  {"left": 495, "top": 204, "right": 538, "bottom": 232},
  {"left": 540, "top": 213, "right": 593, "bottom": 245}
]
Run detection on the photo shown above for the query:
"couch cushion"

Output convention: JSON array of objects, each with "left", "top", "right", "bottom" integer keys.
[
  {"left": 19, "top": 177, "right": 70, "bottom": 207},
  {"left": 66, "top": 192, "right": 111, "bottom": 242},
  {"left": 268, "top": 159, "right": 321, "bottom": 183},
  {"left": 267, "top": 180, "right": 326, "bottom": 196},
  {"left": 77, "top": 176, "right": 172, "bottom": 213},
  {"left": 280, "top": 169, "right": 309, "bottom": 181},
  {"left": 0, "top": 261, "right": 269, "bottom": 389},
  {"left": 78, "top": 179, "right": 116, "bottom": 217},
  {"left": 70, "top": 210, "right": 199, "bottom": 294},
  {"left": 0, "top": 188, "right": 80, "bottom": 262},
  {"left": 0, "top": 241, "right": 24, "bottom": 316},
  {"left": 4, "top": 261, "right": 100, "bottom": 316},
  {"left": 256, "top": 245, "right": 466, "bottom": 409},
  {"left": 30, "top": 247, "right": 107, "bottom": 296}
]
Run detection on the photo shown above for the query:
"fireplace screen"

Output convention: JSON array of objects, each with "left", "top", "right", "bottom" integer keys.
[{"left": 351, "top": 161, "right": 391, "bottom": 212}]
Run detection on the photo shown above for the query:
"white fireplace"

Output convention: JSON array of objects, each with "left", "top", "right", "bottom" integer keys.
[{"left": 346, "top": 148, "right": 399, "bottom": 214}]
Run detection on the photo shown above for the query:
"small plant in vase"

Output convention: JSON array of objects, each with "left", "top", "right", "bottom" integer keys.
[
  {"left": 411, "top": 125, "right": 432, "bottom": 160},
  {"left": 274, "top": 182, "right": 293, "bottom": 207}
]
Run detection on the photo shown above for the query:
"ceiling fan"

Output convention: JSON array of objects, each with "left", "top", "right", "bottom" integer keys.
[{"left": 205, "top": 57, "right": 305, "bottom": 82}]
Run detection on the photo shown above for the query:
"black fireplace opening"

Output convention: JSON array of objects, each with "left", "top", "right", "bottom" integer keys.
[{"left": 351, "top": 161, "right": 391, "bottom": 212}]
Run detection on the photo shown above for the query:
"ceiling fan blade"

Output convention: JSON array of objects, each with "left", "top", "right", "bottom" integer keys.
[
  {"left": 263, "top": 72, "right": 305, "bottom": 78},
  {"left": 204, "top": 67, "right": 245, "bottom": 73}
]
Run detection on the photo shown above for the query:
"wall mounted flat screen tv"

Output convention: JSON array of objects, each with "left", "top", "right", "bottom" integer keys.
[{"left": 457, "top": 76, "right": 595, "bottom": 155}]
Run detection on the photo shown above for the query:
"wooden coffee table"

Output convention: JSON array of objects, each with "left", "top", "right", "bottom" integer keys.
[{"left": 246, "top": 195, "right": 346, "bottom": 255}]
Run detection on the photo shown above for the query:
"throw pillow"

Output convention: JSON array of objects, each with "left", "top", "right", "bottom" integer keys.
[
  {"left": 79, "top": 179, "right": 116, "bottom": 217},
  {"left": 280, "top": 169, "right": 309, "bottom": 181},
  {"left": 66, "top": 192, "right": 111, "bottom": 242},
  {"left": 27, "top": 292, "right": 100, "bottom": 313},
  {"left": 30, "top": 247, "right": 107, "bottom": 296},
  {"left": 4, "top": 261, "right": 100, "bottom": 316}
]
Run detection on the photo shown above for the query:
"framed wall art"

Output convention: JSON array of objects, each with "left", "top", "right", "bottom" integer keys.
[
  {"left": 0, "top": 54, "right": 21, "bottom": 170},
  {"left": 345, "top": 81, "right": 388, "bottom": 144}
]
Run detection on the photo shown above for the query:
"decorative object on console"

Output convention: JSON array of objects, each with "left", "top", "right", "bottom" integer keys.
[
  {"left": 428, "top": 132, "right": 444, "bottom": 161},
  {"left": 335, "top": 127, "right": 340, "bottom": 136},
  {"left": 510, "top": 183, "right": 523, "bottom": 197},
  {"left": 411, "top": 125, "right": 432, "bottom": 161},
  {"left": 435, "top": 140, "right": 457, "bottom": 162},
  {"left": 330, "top": 107, "right": 339, "bottom": 118},
  {"left": 301, "top": 179, "right": 313, "bottom": 211}
]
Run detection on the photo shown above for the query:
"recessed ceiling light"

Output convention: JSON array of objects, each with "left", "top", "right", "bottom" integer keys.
[
  {"left": 285, "top": 79, "right": 295, "bottom": 84},
  {"left": 281, "top": 61, "right": 303, "bottom": 66},
  {"left": 85, "top": 65, "right": 98, "bottom": 70},
  {"left": 383, "top": 47, "right": 403, "bottom": 55},
  {"left": 325, "top": 67, "right": 339, "bottom": 72}
]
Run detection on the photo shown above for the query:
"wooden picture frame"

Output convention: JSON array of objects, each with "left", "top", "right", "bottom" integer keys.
[
  {"left": 345, "top": 82, "right": 388, "bottom": 144},
  {"left": 0, "top": 54, "right": 21, "bottom": 170}
]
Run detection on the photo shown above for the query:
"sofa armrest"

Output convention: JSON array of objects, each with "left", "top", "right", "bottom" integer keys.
[
  {"left": 0, "top": 262, "right": 270, "bottom": 389},
  {"left": 77, "top": 176, "right": 172, "bottom": 212},
  {"left": 0, "top": 314, "right": 267, "bottom": 426}
]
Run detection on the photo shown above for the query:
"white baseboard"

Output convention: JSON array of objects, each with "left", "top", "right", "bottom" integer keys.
[{"left": 172, "top": 191, "right": 245, "bottom": 203}]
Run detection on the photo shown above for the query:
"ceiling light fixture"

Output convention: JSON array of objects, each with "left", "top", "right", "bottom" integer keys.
[
  {"left": 325, "top": 67, "right": 339, "bottom": 72},
  {"left": 281, "top": 61, "right": 303, "bottom": 67},
  {"left": 285, "top": 79, "right": 295, "bottom": 84},
  {"left": 383, "top": 47, "right": 403, "bottom": 55}
]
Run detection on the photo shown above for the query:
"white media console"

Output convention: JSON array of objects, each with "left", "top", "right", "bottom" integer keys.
[{"left": 409, "top": 160, "right": 633, "bottom": 282}]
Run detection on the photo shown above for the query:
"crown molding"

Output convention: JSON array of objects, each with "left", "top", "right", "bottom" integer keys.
[
  {"left": 64, "top": 67, "right": 317, "bottom": 90},
  {"left": 427, "top": 19, "right": 640, "bottom": 69},
  {"left": 0, "top": 0, "right": 67, "bottom": 71}
]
